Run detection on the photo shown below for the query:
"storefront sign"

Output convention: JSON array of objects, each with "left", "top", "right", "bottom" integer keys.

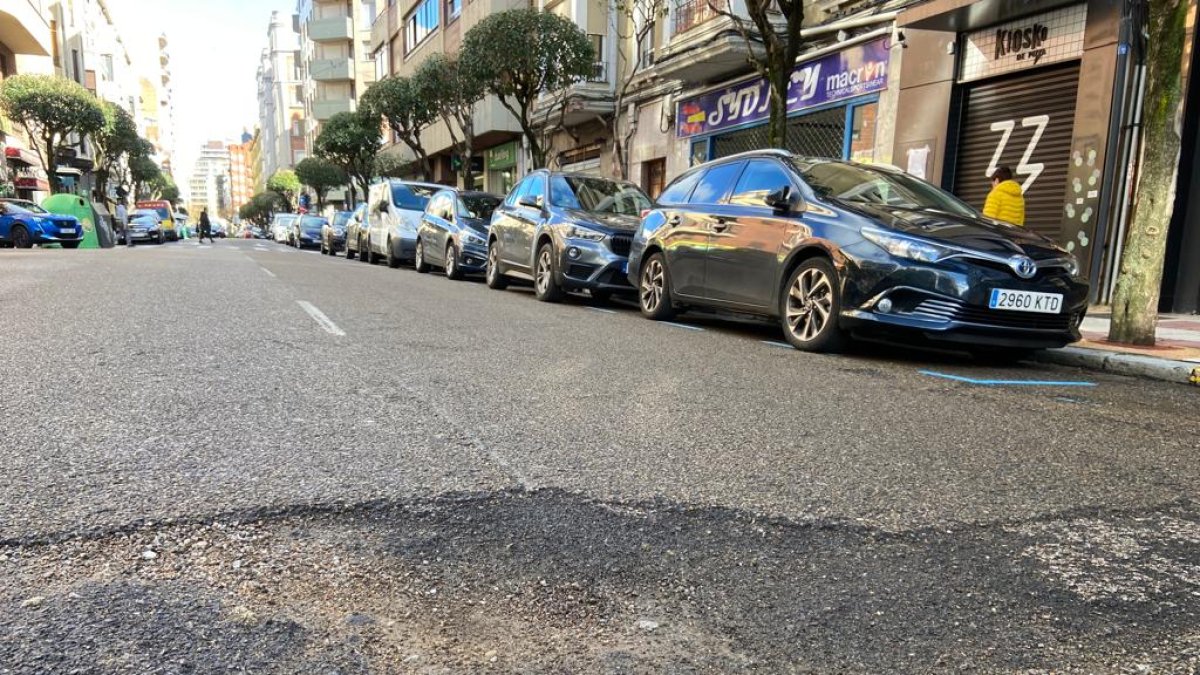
[
  {"left": 959, "top": 4, "right": 1087, "bottom": 83},
  {"left": 487, "top": 141, "right": 518, "bottom": 171},
  {"left": 675, "top": 37, "right": 891, "bottom": 139}
]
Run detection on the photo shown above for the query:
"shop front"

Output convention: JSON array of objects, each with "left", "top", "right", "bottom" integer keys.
[
  {"left": 485, "top": 141, "right": 518, "bottom": 197},
  {"left": 4, "top": 145, "right": 49, "bottom": 200},
  {"left": 674, "top": 36, "right": 891, "bottom": 166},
  {"left": 894, "top": 0, "right": 1127, "bottom": 289}
]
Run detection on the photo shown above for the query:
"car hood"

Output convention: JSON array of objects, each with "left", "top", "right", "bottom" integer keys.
[
  {"left": 461, "top": 217, "right": 490, "bottom": 235},
  {"left": 842, "top": 202, "right": 1067, "bottom": 260},
  {"left": 560, "top": 209, "right": 640, "bottom": 234}
]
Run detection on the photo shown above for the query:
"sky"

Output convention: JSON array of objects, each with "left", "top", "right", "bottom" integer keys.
[{"left": 109, "top": 0, "right": 295, "bottom": 199}]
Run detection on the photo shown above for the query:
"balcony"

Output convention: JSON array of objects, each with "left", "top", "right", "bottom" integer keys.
[
  {"left": 309, "top": 15, "right": 354, "bottom": 42},
  {"left": 310, "top": 57, "right": 354, "bottom": 82},
  {"left": 652, "top": 0, "right": 766, "bottom": 84},
  {"left": 313, "top": 98, "right": 355, "bottom": 120},
  {"left": 532, "top": 64, "right": 614, "bottom": 129}
]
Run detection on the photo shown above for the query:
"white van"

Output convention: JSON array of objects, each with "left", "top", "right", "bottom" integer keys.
[{"left": 365, "top": 179, "right": 442, "bottom": 267}]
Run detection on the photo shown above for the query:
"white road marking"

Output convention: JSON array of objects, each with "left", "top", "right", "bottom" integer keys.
[
  {"left": 297, "top": 301, "right": 346, "bottom": 336},
  {"left": 586, "top": 307, "right": 617, "bottom": 314},
  {"left": 762, "top": 340, "right": 794, "bottom": 349},
  {"left": 663, "top": 321, "right": 703, "bottom": 331},
  {"left": 260, "top": 267, "right": 276, "bottom": 278}
]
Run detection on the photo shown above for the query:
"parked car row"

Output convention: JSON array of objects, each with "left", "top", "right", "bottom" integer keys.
[{"left": 282, "top": 149, "right": 1090, "bottom": 361}]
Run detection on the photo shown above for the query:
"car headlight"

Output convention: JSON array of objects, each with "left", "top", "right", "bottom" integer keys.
[
  {"left": 861, "top": 227, "right": 953, "bottom": 263},
  {"left": 564, "top": 224, "right": 606, "bottom": 242},
  {"left": 1063, "top": 254, "right": 1081, "bottom": 277},
  {"left": 461, "top": 230, "right": 486, "bottom": 246}
]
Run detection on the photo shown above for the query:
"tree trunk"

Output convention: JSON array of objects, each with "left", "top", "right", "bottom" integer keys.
[
  {"left": 766, "top": 61, "right": 790, "bottom": 150},
  {"left": 1108, "top": 0, "right": 1188, "bottom": 346},
  {"left": 461, "top": 117, "right": 475, "bottom": 189},
  {"left": 43, "top": 134, "right": 60, "bottom": 194}
]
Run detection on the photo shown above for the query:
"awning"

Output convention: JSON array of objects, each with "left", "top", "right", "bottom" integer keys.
[
  {"left": 897, "top": 0, "right": 1076, "bottom": 31},
  {"left": 13, "top": 176, "right": 50, "bottom": 192},
  {"left": 0, "top": 8, "right": 52, "bottom": 56},
  {"left": 5, "top": 146, "right": 39, "bottom": 166}
]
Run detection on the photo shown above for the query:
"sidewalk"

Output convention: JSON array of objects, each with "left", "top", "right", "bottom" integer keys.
[{"left": 1033, "top": 312, "right": 1200, "bottom": 386}]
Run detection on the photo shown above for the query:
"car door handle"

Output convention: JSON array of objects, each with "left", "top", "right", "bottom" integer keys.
[
  {"left": 667, "top": 215, "right": 681, "bottom": 227},
  {"left": 711, "top": 218, "right": 729, "bottom": 233}
]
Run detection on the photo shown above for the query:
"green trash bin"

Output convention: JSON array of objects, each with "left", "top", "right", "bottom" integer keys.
[{"left": 42, "top": 194, "right": 97, "bottom": 248}]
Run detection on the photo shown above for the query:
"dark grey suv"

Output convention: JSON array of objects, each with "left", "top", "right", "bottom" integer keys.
[{"left": 486, "top": 171, "right": 653, "bottom": 302}]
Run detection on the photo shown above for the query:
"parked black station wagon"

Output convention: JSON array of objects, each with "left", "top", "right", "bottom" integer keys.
[
  {"left": 628, "top": 149, "right": 1089, "bottom": 359},
  {"left": 486, "top": 170, "right": 653, "bottom": 302}
]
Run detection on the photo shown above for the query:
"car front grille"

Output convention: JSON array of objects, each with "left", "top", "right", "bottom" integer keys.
[
  {"left": 910, "top": 298, "right": 1075, "bottom": 331},
  {"left": 609, "top": 234, "right": 632, "bottom": 257}
]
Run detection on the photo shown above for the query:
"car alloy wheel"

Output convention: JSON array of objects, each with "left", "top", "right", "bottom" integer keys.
[
  {"left": 781, "top": 258, "right": 846, "bottom": 352},
  {"left": 638, "top": 253, "right": 675, "bottom": 320},
  {"left": 485, "top": 242, "right": 508, "bottom": 290},
  {"left": 445, "top": 243, "right": 463, "bottom": 281},
  {"left": 414, "top": 239, "right": 429, "bottom": 273},
  {"left": 10, "top": 225, "right": 32, "bottom": 249},
  {"left": 534, "top": 243, "right": 564, "bottom": 302},
  {"left": 386, "top": 238, "right": 401, "bottom": 268}
]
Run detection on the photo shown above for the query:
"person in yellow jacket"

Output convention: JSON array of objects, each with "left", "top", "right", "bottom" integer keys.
[{"left": 982, "top": 166, "right": 1025, "bottom": 226}]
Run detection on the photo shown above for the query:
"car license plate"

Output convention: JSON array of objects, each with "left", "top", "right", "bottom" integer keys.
[
  {"left": 989, "top": 289, "right": 1063, "bottom": 314},
  {"left": 60, "top": 227, "right": 76, "bottom": 235}
]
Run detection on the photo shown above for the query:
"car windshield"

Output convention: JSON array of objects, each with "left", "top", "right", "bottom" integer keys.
[
  {"left": 1, "top": 201, "right": 46, "bottom": 214},
  {"left": 131, "top": 216, "right": 157, "bottom": 224},
  {"left": 152, "top": 207, "right": 171, "bottom": 219},
  {"left": 549, "top": 176, "right": 652, "bottom": 215},
  {"left": 391, "top": 184, "right": 438, "bottom": 211},
  {"left": 793, "top": 160, "right": 977, "bottom": 217},
  {"left": 133, "top": 210, "right": 158, "bottom": 220},
  {"left": 458, "top": 195, "right": 500, "bottom": 220},
  {"left": 301, "top": 216, "right": 326, "bottom": 230},
  {"left": 333, "top": 211, "right": 352, "bottom": 228}
]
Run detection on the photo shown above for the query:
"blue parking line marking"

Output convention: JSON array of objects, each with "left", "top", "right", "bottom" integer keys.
[
  {"left": 663, "top": 322, "right": 703, "bottom": 331},
  {"left": 762, "top": 340, "right": 793, "bottom": 349},
  {"left": 919, "top": 370, "right": 1096, "bottom": 387},
  {"left": 586, "top": 307, "right": 617, "bottom": 314}
]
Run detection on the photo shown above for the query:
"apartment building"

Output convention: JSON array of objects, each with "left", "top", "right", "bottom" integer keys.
[
  {"left": 296, "top": 0, "right": 378, "bottom": 153},
  {"left": 187, "top": 140, "right": 231, "bottom": 218},
  {"left": 256, "top": 10, "right": 307, "bottom": 182},
  {"left": 228, "top": 131, "right": 255, "bottom": 215},
  {"left": 152, "top": 33, "right": 176, "bottom": 177},
  {"left": 1, "top": 0, "right": 56, "bottom": 198},
  {"left": 369, "top": 0, "right": 525, "bottom": 194}
]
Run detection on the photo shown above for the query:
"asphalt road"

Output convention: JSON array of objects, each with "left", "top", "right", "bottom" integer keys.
[{"left": 1, "top": 239, "right": 1198, "bottom": 673}]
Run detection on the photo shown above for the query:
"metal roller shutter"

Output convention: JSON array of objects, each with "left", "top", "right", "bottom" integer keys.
[
  {"left": 712, "top": 106, "right": 847, "bottom": 160},
  {"left": 952, "top": 62, "right": 1081, "bottom": 241}
]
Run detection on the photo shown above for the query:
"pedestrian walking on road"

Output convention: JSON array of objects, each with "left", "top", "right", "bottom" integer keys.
[
  {"left": 116, "top": 200, "right": 131, "bottom": 247},
  {"left": 198, "top": 209, "right": 215, "bottom": 244},
  {"left": 982, "top": 166, "right": 1025, "bottom": 227}
]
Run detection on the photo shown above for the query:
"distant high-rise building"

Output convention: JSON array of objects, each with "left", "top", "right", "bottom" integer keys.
[
  {"left": 256, "top": 11, "right": 306, "bottom": 183},
  {"left": 227, "top": 135, "right": 255, "bottom": 215},
  {"left": 188, "top": 141, "right": 232, "bottom": 218},
  {"left": 295, "top": 0, "right": 378, "bottom": 154}
]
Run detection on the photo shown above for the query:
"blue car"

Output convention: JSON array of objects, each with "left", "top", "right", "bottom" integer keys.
[
  {"left": 0, "top": 198, "right": 83, "bottom": 248},
  {"left": 414, "top": 189, "right": 501, "bottom": 280}
]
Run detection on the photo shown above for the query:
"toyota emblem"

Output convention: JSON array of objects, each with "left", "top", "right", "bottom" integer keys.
[{"left": 1010, "top": 256, "right": 1038, "bottom": 279}]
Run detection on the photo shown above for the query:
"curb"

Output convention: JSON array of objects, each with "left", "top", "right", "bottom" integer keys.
[{"left": 1033, "top": 347, "right": 1200, "bottom": 386}]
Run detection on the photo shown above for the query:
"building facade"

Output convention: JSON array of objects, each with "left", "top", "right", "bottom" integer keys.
[
  {"left": 296, "top": 0, "right": 378, "bottom": 153},
  {"left": 1, "top": 0, "right": 56, "bottom": 198},
  {"left": 187, "top": 140, "right": 231, "bottom": 218},
  {"left": 228, "top": 131, "right": 255, "bottom": 216},
  {"left": 256, "top": 10, "right": 307, "bottom": 182},
  {"left": 368, "top": 0, "right": 526, "bottom": 193}
]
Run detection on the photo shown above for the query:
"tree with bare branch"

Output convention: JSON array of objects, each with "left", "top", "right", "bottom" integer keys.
[
  {"left": 707, "top": 0, "right": 805, "bottom": 148},
  {"left": 608, "top": 0, "right": 670, "bottom": 179}
]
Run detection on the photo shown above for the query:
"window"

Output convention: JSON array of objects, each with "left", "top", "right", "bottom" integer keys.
[
  {"left": 293, "top": 51, "right": 302, "bottom": 80},
  {"left": 657, "top": 170, "right": 702, "bottom": 205},
  {"left": 405, "top": 0, "right": 438, "bottom": 53},
  {"left": 100, "top": 54, "right": 114, "bottom": 81},
  {"left": 688, "top": 161, "right": 745, "bottom": 205},
  {"left": 524, "top": 175, "right": 546, "bottom": 207},
  {"left": 361, "top": 0, "right": 378, "bottom": 23},
  {"left": 391, "top": 183, "right": 438, "bottom": 210},
  {"left": 505, "top": 177, "right": 533, "bottom": 206},
  {"left": 374, "top": 45, "right": 389, "bottom": 80},
  {"left": 587, "top": 34, "right": 605, "bottom": 82},
  {"left": 638, "top": 22, "right": 655, "bottom": 68},
  {"left": 729, "top": 160, "right": 793, "bottom": 207},
  {"left": 447, "top": 0, "right": 461, "bottom": 20},
  {"left": 550, "top": 176, "right": 652, "bottom": 215}
]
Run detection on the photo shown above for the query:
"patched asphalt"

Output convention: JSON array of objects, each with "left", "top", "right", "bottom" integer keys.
[{"left": 1, "top": 241, "right": 1197, "bottom": 672}]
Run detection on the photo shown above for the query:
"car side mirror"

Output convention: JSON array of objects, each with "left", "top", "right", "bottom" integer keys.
[
  {"left": 518, "top": 195, "right": 543, "bottom": 210},
  {"left": 766, "top": 185, "right": 803, "bottom": 214}
]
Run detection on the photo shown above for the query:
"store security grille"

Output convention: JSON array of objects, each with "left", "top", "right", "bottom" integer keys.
[{"left": 712, "top": 107, "right": 846, "bottom": 161}]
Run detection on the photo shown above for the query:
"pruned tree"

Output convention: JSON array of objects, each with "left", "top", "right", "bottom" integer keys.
[
  {"left": 0, "top": 74, "right": 105, "bottom": 192},
  {"left": 129, "top": 152, "right": 162, "bottom": 201},
  {"left": 460, "top": 9, "right": 595, "bottom": 169},
  {"left": 315, "top": 110, "right": 381, "bottom": 206},
  {"left": 148, "top": 172, "right": 178, "bottom": 202},
  {"left": 708, "top": 0, "right": 805, "bottom": 148},
  {"left": 360, "top": 77, "right": 436, "bottom": 181},
  {"left": 295, "top": 156, "right": 347, "bottom": 211},
  {"left": 240, "top": 192, "right": 281, "bottom": 226},
  {"left": 1108, "top": 0, "right": 1189, "bottom": 345},
  {"left": 373, "top": 152, "right": 412, "bottom": 178},
  {"left": 91, "top": 101, "right": 141, "bottom": 201},
  {"left": 609, "top": 0, "right": 669, "bottom": 179},
  {"left": 267, "top": 169, "right": 301, "bottom": 212},
  {"left": 415, "top": 53, "right": 486, "bottom": 188}
]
